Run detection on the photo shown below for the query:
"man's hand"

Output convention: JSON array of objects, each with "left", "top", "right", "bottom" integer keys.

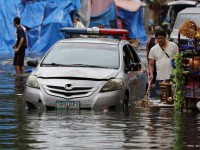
[
  {"left": 149, "top": 74, "right": 153, "bottom": 81},
  {"left": 14, "top": 48, "right": 19, "bottom": 53},
  {"left": 12, "top": 44, "right": 16, "bottom": 49}
]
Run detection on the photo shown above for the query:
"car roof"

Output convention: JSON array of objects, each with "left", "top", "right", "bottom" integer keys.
[
  {"left": 168, "top": 1, "right": 197, "bottom": 6},
  {"left": 59, "top": 37, "right": 124, "bottom": 45},
  {"left": 178, "top": 7, "right": 200, "bottom": 14}
]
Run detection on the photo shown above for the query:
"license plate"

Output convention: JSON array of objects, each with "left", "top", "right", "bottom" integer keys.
[{"left": 56, "top": 101, "right": 80, "bottom": 110}]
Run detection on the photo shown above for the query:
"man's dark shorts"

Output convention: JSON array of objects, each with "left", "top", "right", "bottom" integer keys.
[{"left": 13, "top": 46, "right": 26, "bottom": 66}]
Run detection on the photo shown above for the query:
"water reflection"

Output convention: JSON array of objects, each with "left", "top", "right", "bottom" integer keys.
[
  {"left": 0, "top": 74, "right": 32, "bottom": 149},
  {"left": 0, "top": 55, "right": 200, "bottom": 149},
  {"left": 14, "top": 76, "right": 25, "bottom": 96},
  {"left": 21, "top": 109, "right": 177, "bottom": 150},
  {"left": 173, "top": 112, "right": 200, "bottom": 150}
]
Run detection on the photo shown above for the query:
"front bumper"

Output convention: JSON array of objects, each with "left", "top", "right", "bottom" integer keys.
[{"left": 23, "top": 85, "right": 124, "bottom": 110}]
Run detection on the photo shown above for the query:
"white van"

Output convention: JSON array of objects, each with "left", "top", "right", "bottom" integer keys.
[
  {"left": 170, "top": 7, "right": 200, "bottom": 44},
  {"left": 167, "top": 1, "right": 199, "bottom": 32}
]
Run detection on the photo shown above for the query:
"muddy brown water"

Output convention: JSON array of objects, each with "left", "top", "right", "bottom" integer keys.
[{"left": 0, "top": 53, "right": 200, "bottom": 150}]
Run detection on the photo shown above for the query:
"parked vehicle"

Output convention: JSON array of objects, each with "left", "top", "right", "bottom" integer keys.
[
  {"left": 166, "top": 0, "right": 199, "bottom": 35},
  {"left": 23, "top": 28, "right": 148, "bottom": 110},
  {"left": 170, "top": 7, "right": 200, "bottom": 45}
]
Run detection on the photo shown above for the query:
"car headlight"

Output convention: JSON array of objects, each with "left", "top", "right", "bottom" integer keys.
[
  {"left": 26, "top": 75, "right": 40, "bottom": 89},
  {"left": 100, "top": 79, "right": 122, "bottom": 92}
]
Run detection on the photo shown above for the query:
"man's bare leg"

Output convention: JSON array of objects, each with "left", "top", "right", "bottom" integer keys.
[
  {"left": 15, "top": 65, "right": 21, "bottom": 76},
  {"left": 20, "top": 66, "right": 24, "bottom": 76}
]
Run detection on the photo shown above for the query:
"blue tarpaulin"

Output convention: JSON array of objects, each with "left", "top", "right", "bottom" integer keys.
[
  {"left": 0, "top": 0, "right": 146, "bottom": 53},
  {"left": 0, "top": 0, "right": 80, "bottom": 53},
  {"left": 89, "top": 1, "right": 146, "bottom": 43},
  {"left": 89, "top": 2, "right": 118, "bottom": 28},
  {"left": 118, "top": 7, "right": 147, "bottom": 44}
]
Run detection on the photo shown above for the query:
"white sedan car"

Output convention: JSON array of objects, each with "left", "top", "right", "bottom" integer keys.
[{"left": 23, "top": 28, "right": 148, "bottom": 110}]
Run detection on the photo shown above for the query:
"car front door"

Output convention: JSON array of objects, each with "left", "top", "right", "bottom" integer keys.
[
  {"left": 126, "top": 44, "right": 148, "bottom": 100},
  {"left": 123, "top": 44, "right": 139, "bottom": 103}
]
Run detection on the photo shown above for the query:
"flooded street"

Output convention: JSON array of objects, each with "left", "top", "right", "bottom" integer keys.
[{"left": 0, "top": 53, "right": 200, "bottom": 150}]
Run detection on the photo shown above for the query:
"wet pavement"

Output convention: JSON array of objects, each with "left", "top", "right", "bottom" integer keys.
[{"left": 0, "top": 52, "right": 200, "bottom": 149}]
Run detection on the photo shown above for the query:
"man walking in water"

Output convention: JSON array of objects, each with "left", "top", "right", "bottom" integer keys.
[
  {"left": 12, "top": 17, "right": 27, "bottom": 76},
  {"left": 148, "top": 29, "right": 178, "bottom": 98}
]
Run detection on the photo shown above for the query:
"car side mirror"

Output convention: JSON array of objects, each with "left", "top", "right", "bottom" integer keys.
[
  {"left": 131, "top": 63, "right": 141, "bottom": 71},
  {"left": 27, "top": 59, "right": 38, "bottom": 67}
]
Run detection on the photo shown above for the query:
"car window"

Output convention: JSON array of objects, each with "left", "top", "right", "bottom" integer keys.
[
  {"left": 174, "top": 13, "right": 200, "bottom": 29},
  {"left": 41, "top": 42, "right": 119, "bottom": 69},
  {"left": 123, "top": 45, "right": 134, "bottom": 68},
  {"left": 169, "top": 5, "right": 194, "bottom": 28},
  {"left": 126, "top": 44, "right": 140, "bottom": 63}
]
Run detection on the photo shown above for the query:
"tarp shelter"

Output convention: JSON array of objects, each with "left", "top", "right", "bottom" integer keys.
[
  {"left": 89, "top": 0, "right": 147, "bottom": 44},
  {"left": 0, "top": 0, "right": 80, "bottom": 53},
  {"left": 115, "top": 0, "right": 147, "bottom": 44},
  {"left": 0, "top": 0, "right": 147, "bottom": 53},
  {"left": 89, "top": 0, "right": 118, "bottom": 28}
]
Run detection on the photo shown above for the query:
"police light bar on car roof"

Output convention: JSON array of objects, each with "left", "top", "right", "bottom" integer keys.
[{"left": 60, "top": 27, "right": 129, "bottom": 36}]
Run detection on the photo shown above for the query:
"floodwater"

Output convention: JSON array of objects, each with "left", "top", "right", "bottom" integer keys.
[{"left": 1, "top": 53, "right": 200, "bottom": 150}]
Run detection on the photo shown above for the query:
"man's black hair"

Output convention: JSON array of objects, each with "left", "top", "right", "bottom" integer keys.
[
  {"left": 14, "top": 17, "right": 20, "bottom": 25},
  {"left": 155, "top": 29, "right": 167, "bottom": 37}
]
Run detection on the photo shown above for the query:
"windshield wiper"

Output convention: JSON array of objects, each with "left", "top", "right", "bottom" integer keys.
[
  {"left": 41, "top": 63, "right": 89, "bottom": 67},
  {"left": 69, "top": 64, "right": 114, "bottom": 69},
  {"left": 67, "top": 64, "right": 90, "bottom": 67},
  {"left": 41, "top": 63, "right": 66, "bottom": 66},
  {"left": 41, "top": 63, "right": 117, "bottom": 69}
]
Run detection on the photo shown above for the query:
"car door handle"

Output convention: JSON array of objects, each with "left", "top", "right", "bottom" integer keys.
[
  {"left": 142, "top": 68, "right": 147, "bottom": 73},
  {"left": 135, "top": 73, "right": 139, "bottom": 77}
]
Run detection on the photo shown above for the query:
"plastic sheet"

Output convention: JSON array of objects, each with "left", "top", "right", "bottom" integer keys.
[{"left": 0, "top": 0, "right": 79, "bottom": 53}]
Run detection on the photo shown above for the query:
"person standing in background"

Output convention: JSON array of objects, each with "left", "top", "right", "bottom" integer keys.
[
  {"left": 146, "top": 26, "right": 162, "bottom": 97},
  {"left": 73, "top": 16, "right": 87, "bottom": 38},
  {"left": 12, "top": 17, "right": 27, "bottom": 76},
  {"left": 73, "top": 16, "right": 86, "bottom": 29},
  {"left": 146, "top": 26, "right": 162, "bottom": 62}
]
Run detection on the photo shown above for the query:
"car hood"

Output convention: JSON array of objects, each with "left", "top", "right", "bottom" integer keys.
[
  {"left": 34, "top": 67, "right": 119, "bottom": 80},
  {"left": 170, "top": 29, "right": 188, "bottom": 39}
]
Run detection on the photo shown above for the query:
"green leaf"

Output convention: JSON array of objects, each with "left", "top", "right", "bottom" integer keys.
[{"left": 174, "top": 52, "right": 185, "bottom": 111}]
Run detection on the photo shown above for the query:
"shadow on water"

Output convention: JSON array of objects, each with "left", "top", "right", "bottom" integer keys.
[{"left": 0, "top": 54, "right": 200, "bottom": 149}]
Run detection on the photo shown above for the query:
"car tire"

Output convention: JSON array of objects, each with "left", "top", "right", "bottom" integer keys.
[
  {"left": 123, "top": 92, "right": 129, "bottom": 109},
  {"left": 26, "top": 101, "right": 36, "bottom": 110}
]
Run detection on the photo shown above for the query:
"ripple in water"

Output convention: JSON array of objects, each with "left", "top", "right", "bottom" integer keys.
[{"left": 0, "top": 54, "right": 200, "bottom": 149}]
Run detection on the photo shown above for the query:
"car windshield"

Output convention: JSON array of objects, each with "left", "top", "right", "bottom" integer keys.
[
  {"left": 41, "top": 42, "right": 119, "bottom": 69},
  {"left": 174, "top": 13, "right": 200, "bottom": 29}
]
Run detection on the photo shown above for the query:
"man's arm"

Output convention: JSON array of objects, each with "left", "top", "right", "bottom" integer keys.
[
  {"left": 148, "top": 58, "right": 154, "bottom": 81},
  {"left": 175, "top": 43, "right": 179, "bottom": 55},
  {"left": 146, "top": 39, "right": 150, "bottom": 61}
]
